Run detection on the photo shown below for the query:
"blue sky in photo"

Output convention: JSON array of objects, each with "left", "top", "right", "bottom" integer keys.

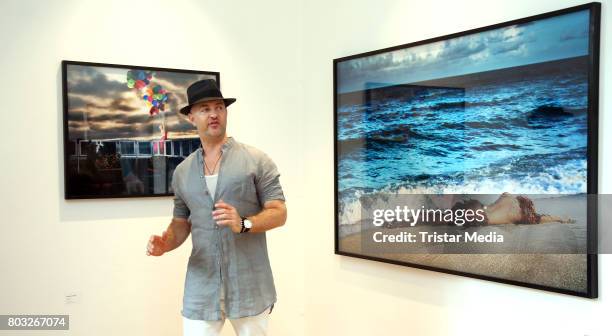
[{"left": 337, "top": 10, "right": 590, "bottom": 93}]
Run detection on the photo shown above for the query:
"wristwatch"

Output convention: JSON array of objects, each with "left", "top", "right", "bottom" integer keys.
[{"left": 240, "top": 217, "right": 252, "bottom": 233}]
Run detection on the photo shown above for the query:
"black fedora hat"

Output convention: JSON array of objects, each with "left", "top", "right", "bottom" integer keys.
[{"left": 179, "top": 79, "right": 236, "bottom": 115}]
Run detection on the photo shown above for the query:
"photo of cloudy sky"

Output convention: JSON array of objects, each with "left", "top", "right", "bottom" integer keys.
[
  {"left": 337, "top": 10, "right": 589, "bottom": 93},
  {"left": 65, "top": 64, "right": 217, "bottom": 140}
]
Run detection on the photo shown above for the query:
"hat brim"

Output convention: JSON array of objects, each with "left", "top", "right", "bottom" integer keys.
[{"left": 179, "top": 97, "right": 236, "bottom": 115}]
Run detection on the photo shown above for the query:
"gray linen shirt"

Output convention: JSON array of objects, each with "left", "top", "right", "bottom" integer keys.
[{"left": 171, "top": 137, "right": 285, "bottom": 321}]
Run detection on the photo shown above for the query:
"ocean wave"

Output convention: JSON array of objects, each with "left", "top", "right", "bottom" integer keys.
[
  {"left": 338, "top": 124, "right": 432, "bottom": 153},
  {"left": 338, "top": 154, "right": 587, "bottom": 225},
  {"left": 470, "top": 143, "right": 523, "bottom": 151}
]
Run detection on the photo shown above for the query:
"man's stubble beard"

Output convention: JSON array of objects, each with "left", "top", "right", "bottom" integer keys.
[{"left": 205, "top": 125, "right": 227, "bottom": 139}]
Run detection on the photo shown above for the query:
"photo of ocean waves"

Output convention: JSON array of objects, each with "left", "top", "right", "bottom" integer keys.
[{"left": 337, "top": 57, "right": 589, "bottom": 226}]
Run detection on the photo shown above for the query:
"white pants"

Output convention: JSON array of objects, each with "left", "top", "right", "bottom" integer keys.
[
  {"left": 182, "top": 310, "right": 269, "bottom": 336},
  {"left": 183, "top": 286, "right": 271, "bottom": 336}
]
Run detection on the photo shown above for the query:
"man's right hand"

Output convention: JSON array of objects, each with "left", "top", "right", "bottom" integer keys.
[{"left": 146, "top": 230, "right": 170, "bottom": 256}]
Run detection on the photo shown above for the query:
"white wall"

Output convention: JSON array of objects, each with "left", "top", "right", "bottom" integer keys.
[
  {"left": 0, "top": 0, "right": 305, "bottom": 335},
  {"left": 0, "top": 0, "right": 610, "bottom": 335},
  {"left": 300, "top": 0, "right": 611, "bottom": 335}
]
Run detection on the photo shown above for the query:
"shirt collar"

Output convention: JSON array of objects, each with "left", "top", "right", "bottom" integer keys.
[{"left": 197, "top": 137, "right": 235, "bottom": 159}]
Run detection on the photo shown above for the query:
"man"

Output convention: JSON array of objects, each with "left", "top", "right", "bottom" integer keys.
[{"left": 146, "top": 79, "right": 287, "bottom": 336}]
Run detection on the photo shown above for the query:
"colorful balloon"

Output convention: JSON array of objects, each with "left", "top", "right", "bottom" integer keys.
[{"left": 126, "top": 69, "right": 170, "bottom": 115}]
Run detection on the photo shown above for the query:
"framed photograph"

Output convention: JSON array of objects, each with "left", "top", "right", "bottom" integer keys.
[
  {"left": 334, "top": 3, "right": 599, "bottom": 297},
  {"left": 62, "top": 60, "right": 218, "bottom": 199}
]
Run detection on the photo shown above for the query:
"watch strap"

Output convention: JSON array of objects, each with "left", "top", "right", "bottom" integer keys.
[{"left": 240, "top": 217, "right": 250, "bottom": 233}]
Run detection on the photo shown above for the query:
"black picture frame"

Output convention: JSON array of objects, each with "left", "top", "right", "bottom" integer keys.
[
  {"left": 62, "top": 60, "right": 219, "bottom": 199},
  {"left": 333, "top": 3, "right": 600, "bottom": 298}
]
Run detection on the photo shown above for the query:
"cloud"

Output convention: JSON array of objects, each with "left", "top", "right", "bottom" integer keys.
[
  {"left": 65, "top": 65, "right": 210, "bottom": 140},
  {"left": 437, "top": 38, "right": 487, "bottom": 62},
  {"left": 560, "top": 27, "right": 587, "bottom": 41},
  {"left": 154, "top": 72, "right": 217, "bottom": 88},
  {"left": 491, "top": 40, "right": 526, "bottom": 55},
  {"left": 67, "top": 66, "right": 126, "bottom": 98},
  {"left": 109, "top": 96, "right": 136, "bottom": 112},
  {"left": 338, "top": 22, "right": 538, "bottom": 93},
  {"left": 66, "top": 95, "right": 88, "bottom": 109}
]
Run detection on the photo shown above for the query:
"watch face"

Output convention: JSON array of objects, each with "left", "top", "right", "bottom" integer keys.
[{"left": 245, "top": 219, "right": 253, "bottom": 229}]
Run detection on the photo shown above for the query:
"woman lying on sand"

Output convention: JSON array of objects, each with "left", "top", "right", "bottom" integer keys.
[{"left": 448, "top": 192, "right": 574, "bottom": 226}]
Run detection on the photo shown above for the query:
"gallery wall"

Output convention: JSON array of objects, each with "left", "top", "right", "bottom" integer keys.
[
  {"left": 300, "top": 0, "right": 611, "bottom": 335},
  {"left": 0, "top": 0, "right": 610, "bottom": 335},
  {"left": 0, "top": 0, "right": 305, "bottom": 335}
]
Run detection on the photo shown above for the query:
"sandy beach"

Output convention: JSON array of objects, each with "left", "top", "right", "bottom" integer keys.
[{"left": 338, "top": 194, "right": 590, "bottom": 293}]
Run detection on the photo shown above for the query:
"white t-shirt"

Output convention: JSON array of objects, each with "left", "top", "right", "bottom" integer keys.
[{"left": 204, "top": 174, "right": 219, "bottom": 199}]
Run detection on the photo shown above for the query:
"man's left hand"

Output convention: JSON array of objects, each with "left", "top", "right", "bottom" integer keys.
[{"left": 213, "top": 200, "right": 242, "bottom": 233}]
